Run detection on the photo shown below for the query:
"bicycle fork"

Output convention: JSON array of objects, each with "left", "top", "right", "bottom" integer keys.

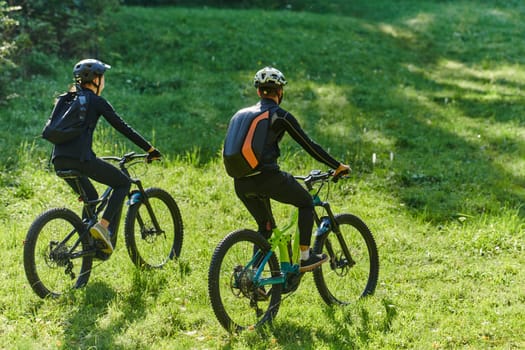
[
  {"left": 314, "top": 201, "right": 356, "bottom": 272},
  {"left": 128, "top": 179, "right": 164, "bottom": 237}
]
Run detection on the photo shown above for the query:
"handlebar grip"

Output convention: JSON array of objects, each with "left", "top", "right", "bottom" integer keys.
[{"left": 332, "top": 168, "right": 350, "bottom": 183}]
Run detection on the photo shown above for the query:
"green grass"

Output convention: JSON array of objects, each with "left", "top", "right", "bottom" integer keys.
[{"left": 1, "top": 1, "right": 524, "bottom": 348}]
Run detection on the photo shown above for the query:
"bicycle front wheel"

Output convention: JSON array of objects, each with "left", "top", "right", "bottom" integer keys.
[
  {"left": 313, "top": 213, "right": 379, "bottom": 305},
  {"left": 23, "top": 208, "right": 93, "bottom": 298},
  {"left": 124, "top": 187, "right": 183, "bottom": 268},
  {"left": 208, "top": 229, "right": 282, "bottom": 333}
]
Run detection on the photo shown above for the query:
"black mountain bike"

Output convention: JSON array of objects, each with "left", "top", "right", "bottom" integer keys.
[
  {"left": 23, "top": 152, "right": 183, "bottom": 298},
  {"left": 208, "top": 170, "right": 379, "bottom": 332}
]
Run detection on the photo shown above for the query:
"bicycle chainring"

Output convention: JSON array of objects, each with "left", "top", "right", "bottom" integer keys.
[{"left": 282, "top": 272, "right": 303, "bottom": 294}]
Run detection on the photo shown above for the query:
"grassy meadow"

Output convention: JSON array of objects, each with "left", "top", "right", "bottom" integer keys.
[{"left": 1, "top": 1, "right": 524, "bottom": 348}]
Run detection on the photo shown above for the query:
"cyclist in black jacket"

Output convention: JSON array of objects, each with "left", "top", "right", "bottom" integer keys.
[
  {"left": 52, "top": 59, "right": 161, "bottom": 254},
  {"left": 232, "top": 67, "right": 350, "bottom": 272}
]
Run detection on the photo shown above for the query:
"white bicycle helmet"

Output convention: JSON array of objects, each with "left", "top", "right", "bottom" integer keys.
[
  {"left": 73, "top": 59, "right": 111, "bottom": 84},
  {"left": 253, "top": 66, "right": 287, "bottom": 88}
]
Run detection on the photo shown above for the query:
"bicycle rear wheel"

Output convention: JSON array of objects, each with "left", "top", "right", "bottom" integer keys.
[
  {"left": 124, "top": 187, "right": 183, "bottom": 268},
  {"left": 313, "top": 213, "right": 379, "bottom": 305},
  {"left": 208, "top": 229, "right": 282, "bottom": 333},
  {"left": 23, "top": 208, "right": 93, "bottom": 298}
]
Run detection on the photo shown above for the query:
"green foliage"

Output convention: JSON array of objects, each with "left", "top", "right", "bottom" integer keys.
[
  {"left": 122, "top": 0, "right": 288, "bottom": 7},
  {"left": 1, "top": 1, "right": 525, "bottom": 348},
  {"left": 12, "top": 0, "right": 119, "bottom": 57},
  {"left": 0, "top": 2, "right": 19, "bottom": 57},
  {"left": 0, "top": 0, "right": 120, "bottom": 99},
  {"left": 0, "top": 2, "right": 20, "bottom": 98}
]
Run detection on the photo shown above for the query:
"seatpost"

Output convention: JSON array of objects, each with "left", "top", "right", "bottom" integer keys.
[{"left": 69, "top": 177, "right": 95, "bottom": 221}]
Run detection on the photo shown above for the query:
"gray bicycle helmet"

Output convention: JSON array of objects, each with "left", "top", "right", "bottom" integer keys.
[
  {"left": 73, "top": 59, "right": 111, "bottom": 83},
  {"left": 253, "top": 66, "right": 287, "bottom": 88}
]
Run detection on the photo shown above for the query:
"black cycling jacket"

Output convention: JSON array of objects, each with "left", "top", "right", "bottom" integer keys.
[
  {"left": 52, "top": 88, "right": 152, "bottom": 161},
  {"left": 259, "top": 98, "right": 340, "bottom": 173}
]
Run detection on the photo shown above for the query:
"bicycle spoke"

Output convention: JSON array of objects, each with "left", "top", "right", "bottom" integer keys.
[
  {"left": 220, "top": 240, "right": 271, "bottom": 325},
  {"left": 24, "top": 208, "right": 93, "bottom": 298},
  {"left": 124, "top": 188, "right": 183, "bottom": 269},
  {"left": 209, "top": 230, "right": 282, "bottom": 332},
  {"left": 313, "top": 214, "right": 379, "bottom": 305}
]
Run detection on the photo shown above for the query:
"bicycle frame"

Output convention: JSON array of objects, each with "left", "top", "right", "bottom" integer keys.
[
  {"left": 247, "top": 209, "right": 299, "bottom": 288},
  {"left": 55, "top": 153, "right": 163, "bottom": 259},
  {"left": 247, "top": 171, "right": 349, "bottom": 291},
  {"left": 52, "top": 171, "right": 113, "bottom": 260}
]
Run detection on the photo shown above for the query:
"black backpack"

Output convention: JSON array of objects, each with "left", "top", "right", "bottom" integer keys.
[
  {"left": 42, "top": 91, "right": 90, "bottom": 144},
  {"left": 223, "top": 105, "right": 275, "bottom": 178}
]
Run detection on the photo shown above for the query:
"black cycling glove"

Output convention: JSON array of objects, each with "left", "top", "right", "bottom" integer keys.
[{"left": 147, "top": 148, "right": 162, "bottom": 163}]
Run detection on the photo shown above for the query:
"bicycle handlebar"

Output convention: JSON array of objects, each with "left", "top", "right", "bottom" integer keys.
[
  {"left": 100, "top": 152, "right": 159, "bottom": 169},
  {"left": 296, "top": 169, "right": 349, "bottom": 189}
]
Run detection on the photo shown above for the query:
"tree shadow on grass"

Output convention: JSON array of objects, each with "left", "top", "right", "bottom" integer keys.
[
  {"left": 61, "top": 282, "right": 119, "bottom": 349},
  {"left": 244, "top": 297, "right": 398, "bottom": 349},
  {"left": 60, "top": 269, "right": 169, "bottom": 348},
  {"left": 284, "top": 1, "right": 525, "bottom": 223}
]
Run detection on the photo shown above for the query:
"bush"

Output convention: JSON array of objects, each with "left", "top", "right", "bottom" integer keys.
[
  {"left": 11, "top": 0, "right": 120, "bottom": 57},
  {"left": 0, "top": 2, "right": 20, "bottom": 100},
  {"left": 0, "top": 0, "right": 120, "bottom": 99},
  {"left": 121, "top": 0, "right": 288, "bottom": 9}
]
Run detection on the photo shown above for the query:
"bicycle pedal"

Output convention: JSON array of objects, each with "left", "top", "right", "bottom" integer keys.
[
  {"left": 94, "top": 251, "right": 111, "bottom": 261},
  {"left": 94, "top": 240, "right": 106, "bottom": 249},
  {"left": 94, "top": 240, "right": 113, "bottom": 254}
]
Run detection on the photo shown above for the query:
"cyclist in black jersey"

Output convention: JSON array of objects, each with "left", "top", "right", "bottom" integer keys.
[
  {"left": 52, "top": 59, "right": 161, "bottom": 254},
  {"left": 232, "top": 67, "right": 350, "bottom": 272}
]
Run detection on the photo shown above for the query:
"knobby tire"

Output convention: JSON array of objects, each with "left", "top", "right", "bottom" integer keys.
[
  {"left": 124, "top": 187, "right": 183, "bottom": 269},
  {"left": 313, "top": 213, "right": 379, "bottom": 305},
  {"left": 208, "top": 229, "right": 282, "bottom": 333},
  {"left": 23, "top": 208, "right": 93, "bottom": 298}
]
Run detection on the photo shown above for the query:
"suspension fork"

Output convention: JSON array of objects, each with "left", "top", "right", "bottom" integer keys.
[
  {"left": 131, "top": 179, "right": 163, "bottom": 233},
  {"left": 316, "top": 201, "right": 354, "bottom": 266}
]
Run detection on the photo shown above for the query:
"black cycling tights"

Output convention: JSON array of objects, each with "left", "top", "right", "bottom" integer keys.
[
  {"left": 234, "top": 171, "right": 314, "bottom": 247},
  {"left": 53, "top": 157, "right": 131, "bottom": 232}
]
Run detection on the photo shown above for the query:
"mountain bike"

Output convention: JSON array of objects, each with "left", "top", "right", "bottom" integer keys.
[
  {"left": 23, "top": 152, "right": 183, "bottom": 299},
  {"left": 208, "top": 169, "right": 379, "bottom": 332}
]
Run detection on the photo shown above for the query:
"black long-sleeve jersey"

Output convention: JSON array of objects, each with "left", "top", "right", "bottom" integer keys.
[
  {"left": 52, "top": 88, "right": 152, "bottom": 161},
  {"left": 259, "top": 98, "right": 340, "bottom": 173}
]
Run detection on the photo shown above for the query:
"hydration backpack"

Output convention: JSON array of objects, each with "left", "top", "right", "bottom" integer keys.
[
  {"left": 42, "top": 91, "right": 90, "bottom": 144},
  {"left": 223, "top": 105, "right": 275, "bottom": 178}
]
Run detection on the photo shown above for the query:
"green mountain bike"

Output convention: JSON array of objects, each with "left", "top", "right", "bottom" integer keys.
[
  {"left": 208, "top": 169, "right": 379, "bottom": 332},
  {"left": 23, "top": 152, "right": 183, "bottom": 298}
]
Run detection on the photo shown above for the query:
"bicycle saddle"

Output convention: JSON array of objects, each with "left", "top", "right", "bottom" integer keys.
[{"left": 55, "top": 169, "right": 83, "bottom": 179}]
